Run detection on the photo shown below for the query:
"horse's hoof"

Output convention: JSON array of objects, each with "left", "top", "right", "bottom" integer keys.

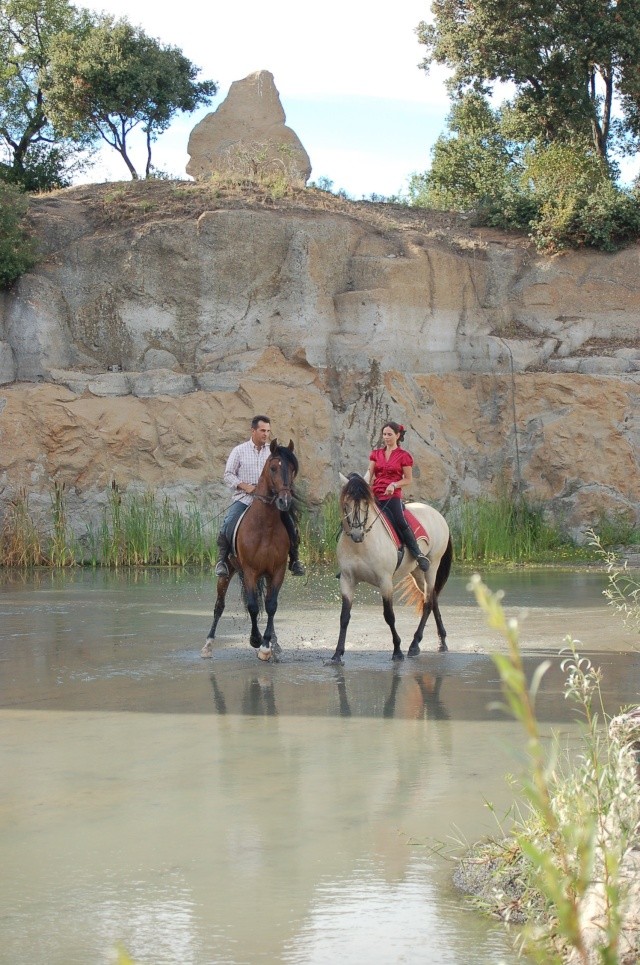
[
  {"left": 392, "top": 650, "right": 405, "bottom": 661},
  {"left": 329, "top": 656, "right": 344, "bottom": 666},
  {"left": 438, "top": 641, "right": 448, "bottom": 653},
  {"left": 407, "top": 643, "right": 420, "bottom": 658},
  {"left": 257, "top": 646, "right": 272, "bottom": 662},
  {"left": 201, "top": 640, "right": 213, "bottom": 659}
]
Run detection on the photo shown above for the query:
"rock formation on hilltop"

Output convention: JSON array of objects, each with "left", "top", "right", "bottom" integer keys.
[
  {"left": 186, "top": 70, "right": 312, "bottom": 186},
  {"left": 0, "top": 180, "right": 638, "bottom": 539}
]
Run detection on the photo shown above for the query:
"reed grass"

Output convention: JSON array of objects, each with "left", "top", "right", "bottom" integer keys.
[
  {"left": 298, "top": 494, "right": 342, "bottom": 565},
  {"left": 449, "top": 494, "right": 585, "bottom": 564},
  {"left": 0, "top": 484, "right": 606, "bottom": 569},
  {"left": 0, "top": 482, "right": 220, "bottom": 568},
  {"left": 0, "top": 488, "right": 44, "bottom": 566}
]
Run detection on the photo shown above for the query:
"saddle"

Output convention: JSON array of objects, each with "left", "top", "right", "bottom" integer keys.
[{"left": 379, "top": 509, "right": 429, "bottom": 549}]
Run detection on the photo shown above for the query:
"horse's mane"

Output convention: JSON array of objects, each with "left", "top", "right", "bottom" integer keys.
[{"left": 342, "top": 472, "right": 374, "bottom": 503}]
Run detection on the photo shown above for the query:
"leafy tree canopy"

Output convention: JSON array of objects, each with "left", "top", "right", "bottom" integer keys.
[
  {"left": 408, "top": 93, "right": 519, "bottom": 210},
  {"left": 46, "top": 16, "right": 217, "bottom": 178},
  {"left": 417, "top": 0, "right": 640, "bottom": 160},
  {"left": 0, "top": 0, "right": 93, "bottom": 189}
]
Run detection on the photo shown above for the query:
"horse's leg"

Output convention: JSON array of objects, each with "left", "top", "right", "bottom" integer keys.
[
  {"left": 406, "top": 571, "right": 431, "bottom": 657},
  {"left": 243, "top": 573, "right": 264, "bottom": 650},
  {"left": 258, "top": 574, "right": 284, "bottom": 662},
  {"left": 432, "top": 593, "right": 448, "bottom": 652},
  {"left": 201, "top": 574, "right": 232, "bottom": 658},
  {"left": 331, "top": 576, "right": 354, "bottom": 665},
  {"left": 382, "top": 592, "right": 404, "bottom": 661}
]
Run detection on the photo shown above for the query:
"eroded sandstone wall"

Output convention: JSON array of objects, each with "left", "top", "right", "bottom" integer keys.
[{"left": 0, "top": 185, "right": 638, "bottom": 538}]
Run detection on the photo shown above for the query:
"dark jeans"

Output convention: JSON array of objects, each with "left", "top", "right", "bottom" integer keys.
[
  {"left": 221, "top": 500, "right": 248, "bottom": 541},
  {"left": 377, "top": 496, "right": 410, "bottom": 539}
]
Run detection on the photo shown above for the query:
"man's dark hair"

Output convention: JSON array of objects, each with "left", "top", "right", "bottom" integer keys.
[{"left": 251, "top": 415, "right": 271, "bottom": 429}]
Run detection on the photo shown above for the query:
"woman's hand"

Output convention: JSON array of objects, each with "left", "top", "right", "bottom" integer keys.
[{"left": 385, "top": 483, "right": 395, "bottom": 496}]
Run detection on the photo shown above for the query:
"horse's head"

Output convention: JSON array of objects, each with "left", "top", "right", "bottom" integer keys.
[
  {"left": 339, "top": 472, "right": 375, "bottom": 542},
  {"left": 264, "top": 438, "right": 298, "bottom": 511}
]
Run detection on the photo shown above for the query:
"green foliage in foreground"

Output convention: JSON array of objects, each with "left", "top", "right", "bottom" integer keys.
[
  {"left": 464, "top": 573, "right": 640, "bottom": 963},
  {"left": 0, "top": 181, "right": 37, "bottom": 287}
]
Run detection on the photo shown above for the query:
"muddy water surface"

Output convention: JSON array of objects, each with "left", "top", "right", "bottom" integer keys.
[{"left": 1, "top": 568, "right": 638, "bottom": 964}]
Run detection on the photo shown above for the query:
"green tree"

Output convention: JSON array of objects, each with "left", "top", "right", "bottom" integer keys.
[
  {"left": 46, "top": 16, "right": 217, "bottom": 179},
  {"left": 0, "top": 0, "right": 92, "bottom": 189},
  {"left": 408, "top": 92, "right": 520, "bottom": 210},
  {"left": 0, "top": 180, "right": 37, "bottom": 286},
  {"left": 417, "top": 0, "right": 640, "bottom": 161}
]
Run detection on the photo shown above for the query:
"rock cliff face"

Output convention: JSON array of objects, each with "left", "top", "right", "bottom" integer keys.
[{"left": 0, "top": 181, "right": 638, "bottom": 538}]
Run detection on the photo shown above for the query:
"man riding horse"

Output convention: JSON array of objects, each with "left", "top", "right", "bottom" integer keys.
[{"left": 215, "top": 415, "right": 305, "bottom": 578}]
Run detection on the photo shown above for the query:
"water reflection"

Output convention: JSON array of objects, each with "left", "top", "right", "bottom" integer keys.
[{"left": 1, "top": 567, "right": 637, "bottom": 964}]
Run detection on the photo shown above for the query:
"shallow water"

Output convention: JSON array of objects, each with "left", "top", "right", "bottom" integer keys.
[{"left": 1, "top": 567, "right": 638, "bottom": 964}]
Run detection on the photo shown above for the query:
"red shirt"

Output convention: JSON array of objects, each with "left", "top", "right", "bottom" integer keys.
[{"left": 369, "top": 447, "right": 413, "bottom": 500}]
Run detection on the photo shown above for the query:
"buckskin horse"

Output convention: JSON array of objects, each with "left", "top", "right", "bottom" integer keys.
[
  {"left": 201, "top": 440, "right": 299, "bottom": 662},
  {"left": 331, "top": 472, "right": 452, "bottom": 664}
]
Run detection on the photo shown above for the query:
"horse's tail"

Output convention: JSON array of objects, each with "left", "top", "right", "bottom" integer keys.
[
  {"left": 397, "top": 535, "right": 453, "bottom": 614},
  {"left": 239, "top": 572, "right": 266, "bottom": 615},
  {"left": 435, "top": 536, "right": 453, "bottom": 595},
  {"left": 397, "top": 574, "right": 426, "bottom": 614}
]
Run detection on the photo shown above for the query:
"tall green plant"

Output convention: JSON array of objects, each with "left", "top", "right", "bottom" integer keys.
[
  {"left": 298, "top": 494, "right": 342, "bottom": 565},
  {"left": 467, "top": 575, "right": 640, "bottom": 963},
  {"left": 0, "top": 487, "right": 42, "bottom": 565},
  {"left": 47, "top": 480, "right": 76, "bottom": 566},
  {"left": 451, "top": 494, "right": 570, "bottom": 563}
]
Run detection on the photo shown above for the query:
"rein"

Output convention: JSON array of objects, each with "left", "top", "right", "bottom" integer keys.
[
  {"left": 254, "top": 489, "right": 292, "bottom": 506},
  {"left": 341, "top": 497, "right": 379, "bottom": 536}
]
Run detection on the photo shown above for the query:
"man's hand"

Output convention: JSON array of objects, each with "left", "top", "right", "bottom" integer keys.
[{"left": 239, "top": 483, "right": 256, "bottom": 494}]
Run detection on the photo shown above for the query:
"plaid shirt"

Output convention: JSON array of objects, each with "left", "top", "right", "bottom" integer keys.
[{"left": 223, "top": 440, "right": 270, "bottom": 505}]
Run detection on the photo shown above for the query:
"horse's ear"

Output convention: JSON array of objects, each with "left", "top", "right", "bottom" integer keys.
[
  {"left": 288, "top": 439, "right": 294, "bottom": 452},
  {"left": 339, "top": 472, "right": 348, "bottom": 485},
  {"left": 270, "top": 439, "right": 277, "bottom": 453},
  {"left": 363, "top": 469, "right": 371, "bottom": 484}
]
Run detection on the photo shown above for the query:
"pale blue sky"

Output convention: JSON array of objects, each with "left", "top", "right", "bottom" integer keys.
[{"left": 79, "top": 0, "right": 452, "bottom": 197}]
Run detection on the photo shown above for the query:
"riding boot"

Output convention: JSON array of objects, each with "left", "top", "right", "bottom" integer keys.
[
  {"left": 281, "top": 511, "right": 306, "bottom": 576},
  {"left": 214, "top": 531, "right": 231, "bottom": 577},
  {"left": 401, "top": 525, "right": 430, "bottom": 572}
]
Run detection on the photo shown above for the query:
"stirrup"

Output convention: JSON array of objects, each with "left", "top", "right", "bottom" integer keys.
[{"left": 416, "top": 554, "right": 430, "bottom": 572}]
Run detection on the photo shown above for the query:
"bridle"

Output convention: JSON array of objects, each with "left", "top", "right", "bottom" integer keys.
[
  {"left": 341, "top": 495, "right": 379, "bottom": 539},
  {"left": 254, "top": 455, "right": 294, "bottom": 509}
]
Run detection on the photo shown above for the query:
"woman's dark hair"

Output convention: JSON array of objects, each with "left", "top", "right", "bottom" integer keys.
[{"left": 382, "top": 421, "right": 406, "bottom": 443}]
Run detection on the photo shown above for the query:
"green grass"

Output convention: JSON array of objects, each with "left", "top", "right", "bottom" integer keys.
[
  {"left": 0, "top": 485, "right": 625, "bottom": 569},
  {"left": 449, "top": 494, "right": 591, "bottom": 565}
]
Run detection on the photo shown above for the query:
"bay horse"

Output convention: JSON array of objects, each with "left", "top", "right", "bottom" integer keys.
[
  {"left": 331, "top": 472, "right": 452, "bottom": 664},
  {"left": 201, "top": 440, "right": 298, "bottom": 662}
]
